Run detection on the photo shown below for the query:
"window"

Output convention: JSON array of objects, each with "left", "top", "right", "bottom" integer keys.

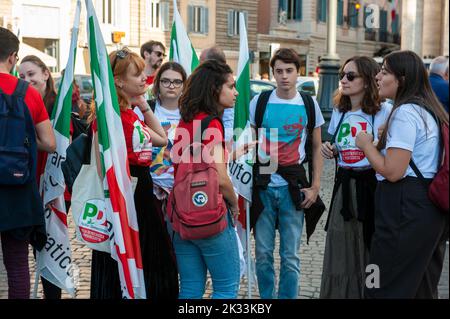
[
  {"left": 317, "top": 0, "right": 327, "bottom": 23},
  {"left": 337, "top": 0, "right": 344, "bottom": 25},
  {"left": 392, "top": 14, "right": 399, "bottom": 34},
  {"left": 188, "top": 6, "right": 208, "bottom": 34},
  {"left": 227, "top": 10, "right": 248, "bottom": 37},
  {"left": 379, "top": 10, "right": 388, "bottom": 42},
  {"left": 96, "top": 0, "right": 116, "bottom": 25},
  {"left": 279, "top": 0, "right": 302, "bottom": 21},
  {"left": 146, "top": 0, "right": 170, "bottom": 30},
  {"left": 347, "top": 1, "right": 358, "bottom": 28}
]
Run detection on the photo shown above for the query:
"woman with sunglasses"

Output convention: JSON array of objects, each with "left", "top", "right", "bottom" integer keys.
[
  {"left": 320, "top": 56, "right": 392, "bottom": 298},
  {"left": 356, "top": 51, "right": 448, "bottom": 298},
  {"left": 89, "top": 48, "right": 180, "bottom": 299}
]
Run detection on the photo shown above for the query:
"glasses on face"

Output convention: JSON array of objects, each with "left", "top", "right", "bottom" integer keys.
[
  {"left": 153, "top": 51, "right": 167, "bottom": 58},
  {"left": 339, "top": 71, "right": 361, "bottom": 82},
  {"left": 111, "top": 48, "right": 130, "bottom": 72},
  {"left": 160, "top": 78, "right": 183, "bottom": 88}
]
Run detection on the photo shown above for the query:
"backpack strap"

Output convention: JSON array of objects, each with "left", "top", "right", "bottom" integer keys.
[
  {"left": 331, "top": 111, "right": 346, "bottom": 145},
  {"left": 12, "top": 79, "right": 29, "bottom": 98},
  {"left": 255, "top": 90, "right": 273, "bottom": 130},
  {"left": 300, "top": 92, "right": 316, "bottom": 184},
  {"left": 200, "top": 115, "right": 224, "bottom": 140},
  {"left": 408, "top": 107, "right": 442, "bottom": 188},
  {"left": 0, "top": 79, "right": 29, "bottom": 111},
  {"left": 191, "top": 115, "right": 225, "bottom": 152}
]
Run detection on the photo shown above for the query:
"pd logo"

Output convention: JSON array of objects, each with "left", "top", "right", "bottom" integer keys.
[
  {"left": 78, "top": 199, "right": 110, "bottom": 243},
  {"left": 192, "top": 191, "right": 208, "bottom": 207},
  {"left": 336, "top": 115, "right": 372, "bottom": 164}
]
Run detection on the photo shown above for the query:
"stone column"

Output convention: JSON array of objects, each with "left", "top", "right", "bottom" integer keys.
[{"left": 317, "top": 0, "right": 340, "bottom": 141}]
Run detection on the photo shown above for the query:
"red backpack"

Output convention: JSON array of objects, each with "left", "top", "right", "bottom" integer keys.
[
  {"left": 410, "top": 114, "right": 449, "bottom": 213},
  {"left": 167, "top": 116, "right": 228, "bottom": 240}
]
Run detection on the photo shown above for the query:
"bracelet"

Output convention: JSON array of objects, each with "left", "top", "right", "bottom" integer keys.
[{"left": 141, "top": 107, "right": 151, "bottom": 114}]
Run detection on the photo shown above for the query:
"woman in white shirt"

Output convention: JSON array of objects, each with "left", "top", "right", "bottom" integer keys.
[
  {"left": 320, "top": 56, "right": 391, "bottom": 299},
  {"left": 356, "top": 50, "right": 448, "bottom": 298}
]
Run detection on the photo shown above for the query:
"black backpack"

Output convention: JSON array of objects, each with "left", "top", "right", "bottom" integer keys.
[
  {"left": 255, "top": 90, "right": 317, "bottom": 182},
  {"left": 0, "top": 79, "right": 37, "bottom": 185}
]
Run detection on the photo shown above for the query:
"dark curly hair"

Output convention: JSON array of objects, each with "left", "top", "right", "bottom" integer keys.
[
  {"left": 333, "top": 56, "right": 381, "bottom": 115},
  {"left": 179, "top": 60, "right": 233, "bottom": 122}
]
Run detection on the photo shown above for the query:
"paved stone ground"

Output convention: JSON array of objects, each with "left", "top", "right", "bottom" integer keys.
[{"left": 0, "top": 160, "right": 448, "bottom": 299}]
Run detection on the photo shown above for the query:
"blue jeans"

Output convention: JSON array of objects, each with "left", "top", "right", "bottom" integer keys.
[
  {"left": 255, "top": 186, "right": 305, "bottom": 299},
  {"left": 172, "top": 212, "right": 240, "bottom": 299}
]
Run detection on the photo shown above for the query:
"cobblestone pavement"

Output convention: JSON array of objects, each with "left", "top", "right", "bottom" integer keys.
[{"left": 1, "top": 160, "right": 448, "bottom": 299}]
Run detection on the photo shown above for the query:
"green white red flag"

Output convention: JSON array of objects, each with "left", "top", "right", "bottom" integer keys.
[
  {"left": 229, "top": 12, "right": 253, "bottom": 202},
  {"left": 37, "top": 0, "right": 81, "bottom": 296},
  {"left": 169, "top": 0, "right": 199, "bottom": 76},
  {"left": 85, "top": 0, "right": 146, "bottom": 299}
]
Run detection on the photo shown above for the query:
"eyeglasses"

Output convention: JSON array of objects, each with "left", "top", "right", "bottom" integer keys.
[
  {"left": 111, "top": 48, "right": 130, "bottom": 72},
  {"left": 339, "top": 71, "right": 361, "bottom": 81},
  {"left": 160, "top": 78, "right": 183, "bottom": 88},
  {"left": 153, "top": 51, "right": 167, "bottom": 58}
]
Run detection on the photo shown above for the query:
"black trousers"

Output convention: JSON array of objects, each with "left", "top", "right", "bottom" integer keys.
[{"left": 365, "top": 177, "right": 448, "bottom": 299}]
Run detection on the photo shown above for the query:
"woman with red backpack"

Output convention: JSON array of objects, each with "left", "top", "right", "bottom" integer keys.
[
  {"left": 170, "top": 60, "right": 241, "bottom": 299},
  {"left": 356, "top": 50, "right": 449, "bottom": 298}
]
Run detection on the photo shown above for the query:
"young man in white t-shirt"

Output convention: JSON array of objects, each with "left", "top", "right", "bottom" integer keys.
[{"left": 249, "top": 48, "right": 325, "bottom": 299}]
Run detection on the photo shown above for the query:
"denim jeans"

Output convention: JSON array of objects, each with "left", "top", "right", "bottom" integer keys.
[
  {"left": 172, "top": 212, "right": 240, "bottom": 299},
  {"left": 255, "top": 185, "right": 304, "bottom": 299}
]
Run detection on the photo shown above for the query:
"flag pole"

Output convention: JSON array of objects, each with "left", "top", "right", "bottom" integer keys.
[
  {"left": 245, "top": 199, "right": 252, "bottom": 299},
  {"left": 33, "top": 259, "right": 40, "bottom": 299}
]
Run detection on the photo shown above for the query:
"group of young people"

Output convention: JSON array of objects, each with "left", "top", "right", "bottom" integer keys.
[{"left": 0, "top": 26, "right": 448, "bottom": 300}]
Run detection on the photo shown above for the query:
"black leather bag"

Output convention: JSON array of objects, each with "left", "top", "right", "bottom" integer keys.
[{"left": 62, "top": 132, "right": 92, "bottom": 194}]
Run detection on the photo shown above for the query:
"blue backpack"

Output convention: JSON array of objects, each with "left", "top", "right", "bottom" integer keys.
[{"left": 0, "top": 79, "right": 37, "bottom": 185}]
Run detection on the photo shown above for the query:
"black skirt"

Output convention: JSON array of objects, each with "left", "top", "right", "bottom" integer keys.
[
  {"left": 365, "top": 177, "right": 447, "bottom": 298},
  {"left": 90, "top": 165, "right": 179, "bottom": 299}
]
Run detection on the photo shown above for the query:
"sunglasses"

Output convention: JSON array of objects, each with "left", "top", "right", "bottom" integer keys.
[
  {"left": 111, "top": 48, "right": 130, "bottom": 72},
  {"left": 153, "top": 51, "right": 167, "bottom": 58},
  {"left": 339, "top": 71, "right": 361, "bottom": 81},
  {"left": 160, "top": 78, "right": 183, "bottom": 88}
]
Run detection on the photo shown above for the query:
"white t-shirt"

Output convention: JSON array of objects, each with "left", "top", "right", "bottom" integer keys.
[
  {"left": 328, "top": 102, "right": 392, "bottom": 168},
  {"left": 149, "top": 102, "right": 181, "bottom": 189},
  {"left": 249, "top": 90, "right": 325, "bottom": 187},
  {"left": 377, "top": 103, "right": 440, "bottom": 181}
]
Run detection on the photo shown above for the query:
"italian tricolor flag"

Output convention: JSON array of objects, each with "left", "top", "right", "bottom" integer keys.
[
  {"left": 169, "top": 0, "right": 199, "bottom": 76},
  {"left": 230, "top": 12, "right": 253, "bottom": 203},
  {"left": 36, "top": 0, "right": 81, "bottom": 296},
  {"left": 85, "top": 0, "right": 146, "bottom": 299}
]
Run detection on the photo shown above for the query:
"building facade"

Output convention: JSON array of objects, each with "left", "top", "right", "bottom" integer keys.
[
  {"left": 1, "top": 0, "right": 447, "bottom": 77},
  {"left": 257, "top": 0, "right": 403, "bottom": 78},
  {"left": 0, "top": 0, "right": 259, "bottom": 76},
  {"left": 401, "top": 0, "right": 449, "bottom": 58}
]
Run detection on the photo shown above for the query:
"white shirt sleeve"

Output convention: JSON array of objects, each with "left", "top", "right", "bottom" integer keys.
[
  {"left": 386, "top": 106, "right": 417, "bottom": 152},
  {"left": 249, "top": 94, "right": 259, "bottom": 126},
  {"left": 327, "top": 108, "right": 340, "bottom": 136},
  {"left": 312, "top": 96, "right": 325, "bottom": 128}
]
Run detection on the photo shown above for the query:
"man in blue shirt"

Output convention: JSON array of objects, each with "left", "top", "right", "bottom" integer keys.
[{"left": 429, "top": 56, "right": 449, "bottom": 113}]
